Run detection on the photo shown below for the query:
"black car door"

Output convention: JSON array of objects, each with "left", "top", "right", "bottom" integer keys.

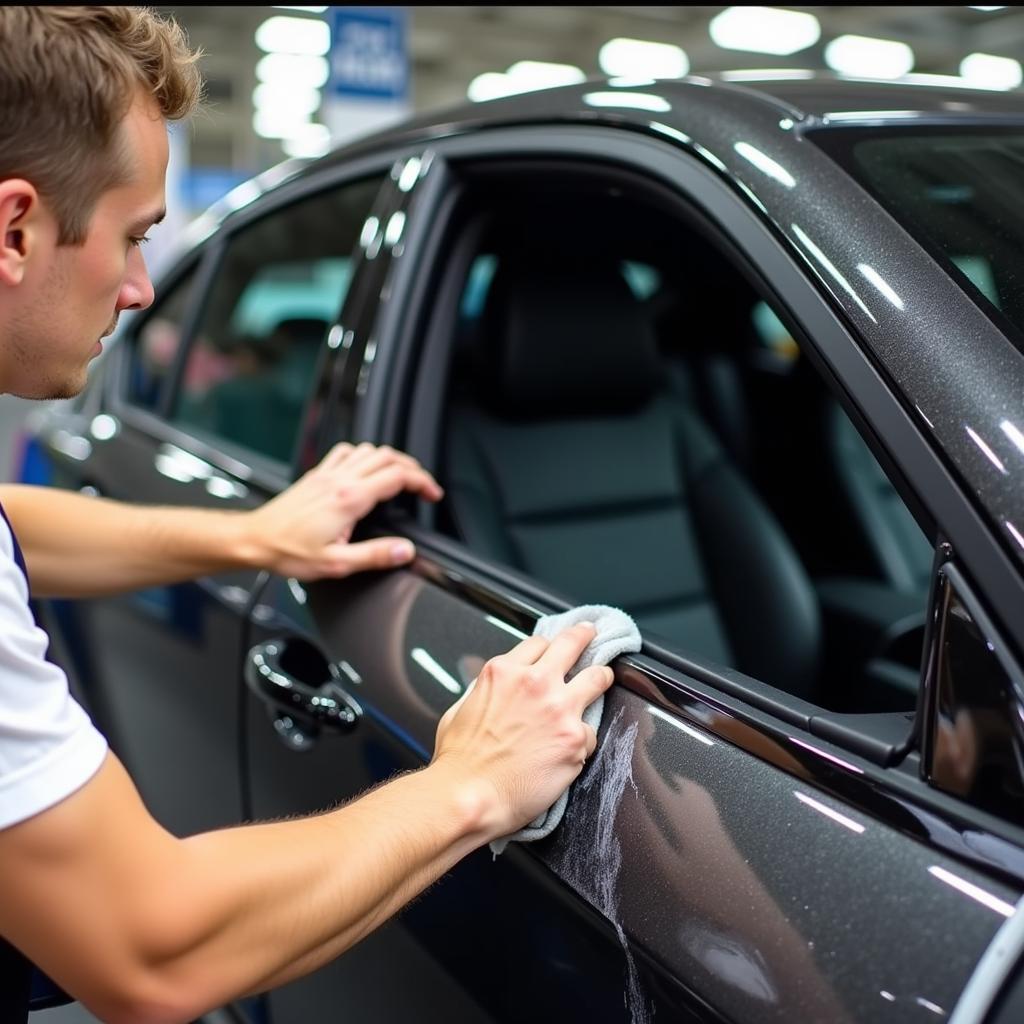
[{"left": 241, "top": 129, "right": 1024, "bottom": 1024}]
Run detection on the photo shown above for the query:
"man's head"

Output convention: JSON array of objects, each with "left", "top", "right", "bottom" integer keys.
[{"left": 0, "top": 6, "right": 202, "bottom": 399}]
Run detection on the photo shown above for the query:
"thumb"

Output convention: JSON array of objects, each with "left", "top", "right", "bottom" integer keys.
[{"left": 330, "top": 536, "right": 416, "bottom": 576}]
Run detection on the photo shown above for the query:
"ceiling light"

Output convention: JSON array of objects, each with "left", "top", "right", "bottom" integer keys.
[
  {"left": 506, "top": 61, "right": 586, "bottom": 88},
  {"left": 709, "top": 7, "right": 820, "bottom": 56},
  {"left": 253, "top": 108, "right": 311, "bottom": 140},
  {"left": 467, "top": 61, "right": 585, "bottom": 102},
  {"left": 281, "top": 123, "right": 331, "bottom": 159},
  {"left": 467, "top": 72, "right": 518, "bottom": 102},
  {"left": 960, "top": 52, "right": 1022, "bottom": 90},
  {"left": 272, "top": 5, "right": 328, "bottom": 11},
  {"left": 824, "top": 35, "right": 914, "bottom": 79},
  {"left": 583, "top": 91, "right": 672, "bottom": 113},
  {"left": 598, "top": 38, "right": 688, "bottom": 79},
  {"left": 969, "top": 6, "right": 1006, "bottom": 10},
  {"left": 252, "top": 83, "right": 322, "bottom": 117},
  {"left": 256, "top": 53, "right": 329, "bottom": 89},
  {"left": 255, "top": 15, "right": 330, "bottom": 56}
]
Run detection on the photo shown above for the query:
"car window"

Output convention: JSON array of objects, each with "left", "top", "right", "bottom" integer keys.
[
  {"left": 928, "top": 569, "right": 1024, "bottom": 823},
  {"left": 420, "top": 170, "right": 932, "bottom": 717},
  {"left": 171, "top": 175, "right": 381, "bottom": 465},
  {"left": 129, "top": 261, "right": 200, "bottom": 411},
  {"left": 811, "top": 128, "right": 1024, "bottom": 354}
]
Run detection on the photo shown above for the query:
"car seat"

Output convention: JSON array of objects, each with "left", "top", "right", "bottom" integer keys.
[{"left": 442, "top": 255, "right": 823, "bottom": 699}]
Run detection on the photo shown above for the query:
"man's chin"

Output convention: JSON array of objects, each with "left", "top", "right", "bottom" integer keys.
[{"left": 11, "top": 373, "right": 88, "bottom": 402}]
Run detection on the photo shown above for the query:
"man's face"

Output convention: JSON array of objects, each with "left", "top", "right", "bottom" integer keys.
[{"left": 2, "top": 93, "right": 167, "bottom": 399}]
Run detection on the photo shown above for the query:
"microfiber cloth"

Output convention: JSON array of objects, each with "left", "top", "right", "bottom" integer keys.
[{"left": 489, "top": 604, "right": 641, "bottom": 857}]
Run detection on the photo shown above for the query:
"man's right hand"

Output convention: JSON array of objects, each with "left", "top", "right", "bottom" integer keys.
[{"left": 429, "top": 622, "right": 614, "bottom": 843}]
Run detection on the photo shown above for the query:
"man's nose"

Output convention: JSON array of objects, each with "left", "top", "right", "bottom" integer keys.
[{"left": 116, "top": 247, "right": 156, "bottom": 312}]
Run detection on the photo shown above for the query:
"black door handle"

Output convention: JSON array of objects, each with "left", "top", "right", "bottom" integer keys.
[{"left": 245, "top": 639, "right": 361, "bottom": 744}]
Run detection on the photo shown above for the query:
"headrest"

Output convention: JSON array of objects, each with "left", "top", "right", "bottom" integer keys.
[
  {"left": 477, "top": 260, "right": 662, "bottom": 418},
  {"left": 271, "top": 317, "right": 330, "bottom": 346}
]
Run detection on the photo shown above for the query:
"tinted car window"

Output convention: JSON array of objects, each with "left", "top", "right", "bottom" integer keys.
[
  {"left": 172, "top": 176, "right": 381, "bottom": 464},
  {"left": 928, "top": 569, "right": 1024, "bottom": 822},
  {"left": 429, "top": 178, "right": 930, "bottom": 712},
  {"left": 811, "top": 128, "right": 1024, "bottom": 352},
  {"left": 129, "top": 261, "right": 199, "bottom": 411}
]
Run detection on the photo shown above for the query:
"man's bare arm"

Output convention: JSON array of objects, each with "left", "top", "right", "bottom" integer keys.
[
  {"left": 0, "top": 625, "right": 612, "bottom": 1024},
  {"left": 0, "top": 442, "right": 443, "bottom": 598}
]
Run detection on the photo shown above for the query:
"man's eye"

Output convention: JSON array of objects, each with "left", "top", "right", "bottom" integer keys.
[{"left": 129, "top": 235, "right": 151, "bottom": 248}]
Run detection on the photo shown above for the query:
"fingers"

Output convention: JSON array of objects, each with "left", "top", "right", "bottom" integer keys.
[
  {"left": 317, "top": 443, "right": 444, "bottom": 502},
  {"left": 326, "top": 536, "right": 415, "bottom": 576},
  {"left": 362, "top": 463, "right": 445, "bottom": 504},
  {"left": 567, "top": 664, "right": 616, "bottom": 714},
  {"left": 533, "top": 622, "right": 597, "bottom": 677},
  {"left": 497, "top": 635, "right": 550, "bottom": 666}
]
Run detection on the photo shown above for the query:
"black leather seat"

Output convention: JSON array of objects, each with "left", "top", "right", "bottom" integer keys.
[
  {"left": 825, "top": 401, "right": 932, "bottom": 593},
  {"left": 443, "top": 257, "right": 823, "bottom": 699}
]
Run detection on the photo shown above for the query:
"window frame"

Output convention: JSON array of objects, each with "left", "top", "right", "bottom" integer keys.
[{"left": 373, "top": 146, "right": 937, "bottom": 721}]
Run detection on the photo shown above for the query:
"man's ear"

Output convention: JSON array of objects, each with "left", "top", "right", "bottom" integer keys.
[{"left": 0, "top": 180, "right": 42, "bottom": 287}]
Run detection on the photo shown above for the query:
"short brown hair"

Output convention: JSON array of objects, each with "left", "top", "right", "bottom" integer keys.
[{"left": 0, "top": 6, "right": 203, "bottom": 245}]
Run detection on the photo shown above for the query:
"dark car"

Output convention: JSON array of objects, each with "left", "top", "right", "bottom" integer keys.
[{"left": 20, "top": 72, "right": 1024, "bottom": 1023}]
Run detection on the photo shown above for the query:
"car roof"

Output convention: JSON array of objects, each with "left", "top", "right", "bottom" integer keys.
[{"left": 321, "top": 71, "right": 1024, "bottom": 168}]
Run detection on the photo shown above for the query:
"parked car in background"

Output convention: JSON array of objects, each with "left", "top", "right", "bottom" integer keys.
[{"left": 21, "top": 73, "right": 1024, "bottom": 1023}]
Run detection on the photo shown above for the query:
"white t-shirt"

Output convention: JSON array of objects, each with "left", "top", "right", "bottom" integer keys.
[{"left": 0, "top": 514, "right": 107, "bottom": 830}]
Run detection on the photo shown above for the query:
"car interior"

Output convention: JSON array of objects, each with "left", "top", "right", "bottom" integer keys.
[{"left": 411, "top": 163, "right": 935, "bottom": 716}]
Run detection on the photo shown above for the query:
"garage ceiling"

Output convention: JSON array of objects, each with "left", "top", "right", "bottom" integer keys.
[{"left": 155, "top": 6, "right": 1024, "bottom": 173}]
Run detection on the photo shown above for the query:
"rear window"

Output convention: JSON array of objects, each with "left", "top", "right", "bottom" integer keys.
[{"left": 811, "top": 127, "right": 1024, "bottom": 352}]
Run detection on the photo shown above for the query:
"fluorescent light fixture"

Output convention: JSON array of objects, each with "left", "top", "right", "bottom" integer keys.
[
  {"left": 582, "top": 90, "right": 671, "bottom": 112},
  {"left": 256, "top": 53, "right": 329, "bottom": 89},
  {"left": 467, "top": 72, "right": 515, "bottom": 102},
  {"left": 252, "top": 83, "right": 322, "bottom": 117},
  {"left": 709, "top": 7, "right": 820, "bottom": 56},
  {"left": 468, "top": 61, "right": 585, "bottom": 102},
  {"left": 281, "top": 122, "right": 331, "bottom": 159},
  {"left": 255, "top": 15, "right": 330, "bottom": 56},
  {"left": 272, "top": 5, "right": 328, "bottom": 11},
  {"left": 969, "top": 6, "right": 1006, "bottom": 10},
  {"left": 599, "top": 37, "right": 688, "bottom": 79},
  {"left": 825, "top": 35, "right": 914, "bottom": 79},
  {"left": 507, "top": 60, "right": 586, "bottom": 88},
  {"left": 960, "top": 52, "right": 1023, "bottom": 90},
  {"left": 253, "top": 107, "right": 311, "bottom": 140},
  {"left": 720, "top": 68, "right": 816, "bottom": 81}
]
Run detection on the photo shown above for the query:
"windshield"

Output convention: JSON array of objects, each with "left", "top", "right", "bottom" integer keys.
[{"left": 811, "top": 126, "right": 1024, "bottom": 350}]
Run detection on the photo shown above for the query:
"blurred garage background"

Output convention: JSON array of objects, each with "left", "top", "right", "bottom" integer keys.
[
  {"left": 6, "top": 5, "right": 1024, "bottom": 491},
  {"left": 6, "top": 4, "right": 1020, "bottom": 1021},
  {"left": 8, "top": 3, "right": 1024, "bottom": 497}
]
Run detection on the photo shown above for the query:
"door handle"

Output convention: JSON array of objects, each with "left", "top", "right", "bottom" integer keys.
[{"left": 245, "top": 639, "right": 361, "bottom": 744}]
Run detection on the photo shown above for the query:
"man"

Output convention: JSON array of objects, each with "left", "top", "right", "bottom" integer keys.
[{"left": 0, "top": 8, "right": 612, "bottom": 1022}]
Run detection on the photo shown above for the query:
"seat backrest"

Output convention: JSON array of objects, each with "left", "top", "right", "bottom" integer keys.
[
  {"left": 444, "top": 256, "right": 822, "bottom": 697},
  {"left": 826, "top": 401, "right": 932, "bottom": 593}
]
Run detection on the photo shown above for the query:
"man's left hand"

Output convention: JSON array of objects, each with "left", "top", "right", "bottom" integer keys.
[{"left": 242, "top": 442, "right": 443, "bottom": 580}]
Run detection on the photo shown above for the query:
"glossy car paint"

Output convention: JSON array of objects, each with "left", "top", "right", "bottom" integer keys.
[{"left": 24, "top": 75, "right": 1024, "bottom": 1023}]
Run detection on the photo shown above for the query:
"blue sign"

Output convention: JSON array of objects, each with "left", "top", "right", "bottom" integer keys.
[{"left": 327, "top": 7, "right": 408, "bottom": 101}]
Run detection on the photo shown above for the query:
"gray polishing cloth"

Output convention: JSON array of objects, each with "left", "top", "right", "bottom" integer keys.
[{"left": 489, "top": 604, "right": 641, "bottom": 857}]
